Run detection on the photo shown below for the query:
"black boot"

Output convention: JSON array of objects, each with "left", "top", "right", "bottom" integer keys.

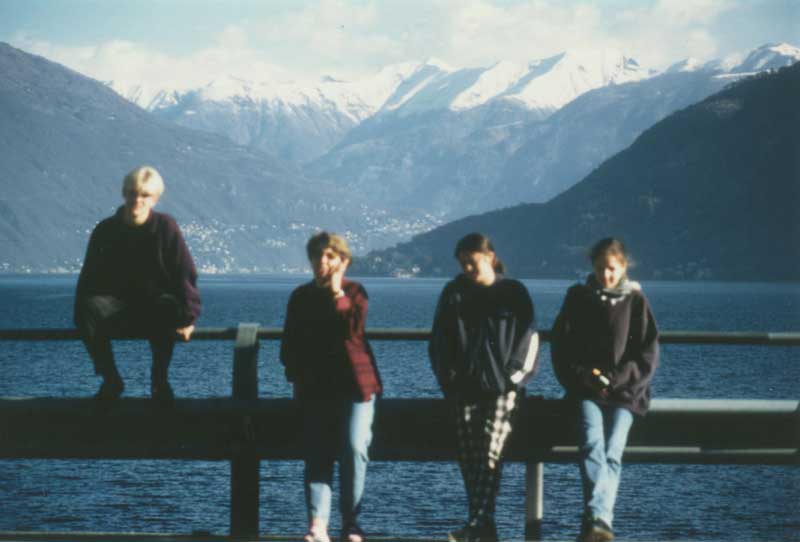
[
  {"left": 151, "top": 364, "right": 175, "bottom": 406},
  {"left": 151, "top": 380, "right": 175, "bottom": 406},
  {"left": 94, "top": 371, "right": 124, "bottom": 401}
]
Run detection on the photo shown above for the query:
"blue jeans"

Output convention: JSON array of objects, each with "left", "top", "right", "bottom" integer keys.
[
  {"left": 302, "top": 395, "right": 375, "bottom": 526},
  {"left": 578, "top": 399, "right": 634, "bottom": 527}
]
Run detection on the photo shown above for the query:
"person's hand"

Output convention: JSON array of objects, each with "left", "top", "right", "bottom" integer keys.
[
  {"left": 329, "top": 260, "right": 347, "bottom": 298},
  {"left": 583, "top": 367, "right": 611, "bottom": 398},
  {"left": 175, "top": 325, "right": 195, "bottom": 342}
]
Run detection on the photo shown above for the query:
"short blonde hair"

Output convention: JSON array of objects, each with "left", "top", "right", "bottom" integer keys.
[
  {"left": 306, "top": 231, "right": 351, "bottom": 261},
  {"left": 122, "top": 166, "right": 165, "bottom": 198}
]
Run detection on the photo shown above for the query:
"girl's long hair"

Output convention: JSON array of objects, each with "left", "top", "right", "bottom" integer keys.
[
  {"left": 589, "top": 237, "right": 631, "bottom": 267},
  {"left": 454, "top": 232, "right": 506, "bottom": 273}
]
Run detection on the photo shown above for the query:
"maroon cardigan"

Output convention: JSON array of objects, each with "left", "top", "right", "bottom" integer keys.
[{"left": 280, "top": 278, "right": 382, "bottom": 401}]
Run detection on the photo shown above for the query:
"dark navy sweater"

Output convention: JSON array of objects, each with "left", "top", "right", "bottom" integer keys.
[
  {"left": 429, "top": 274, "right": 539, "bottom": 399},
  {"left": 74, "top": 208, "right": 201, "bottom": 326}
]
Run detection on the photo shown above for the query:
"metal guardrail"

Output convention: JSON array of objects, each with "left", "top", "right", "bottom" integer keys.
[
  {"left": 0, "top": 325, "right": 798, "bottom": 540},
  {"left": 2, "top": 327, "right": 800, "bottom": 344}
]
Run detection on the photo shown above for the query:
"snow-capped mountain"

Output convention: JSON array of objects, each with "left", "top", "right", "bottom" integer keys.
[
  {"left": 111, "top": 63, "right": 424, "bottom": 163},
  {"left": 108, "top": 42, "right": 799, "bottom": 222},
  {"left": 728, "top": 42, "right": 800, "bottom": 73},
  {"left": 701, "top": 42, "right": 800, "bottom": 75},
  {"left": 112, "top": 49, "right": 653, "bottom": 163},
  {"left": 665, "top": 57, "right": 706, "bottom": 74},
  {"left": 0, "top": 42, "right": 442, "bottom": 273},
  {"left": 376, "top": 49, "right": 651, "bottom": 118},
  {"left": 306, "top": 42, "right": 800, "bottom": 219},
  {"left": 353, "top": 62, "right": 800, "bottom": 281},
  {"left": 492, "top": 50, "right": 650, "bottom": 111}
]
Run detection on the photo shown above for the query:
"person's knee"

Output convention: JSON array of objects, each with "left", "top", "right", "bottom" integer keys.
[
  {"left": 75, "top": 295, "right": 116, "bottom": 332},
  {"left": 151, "top": 294, "right": 186, "bottom": 327},
  {"left": 76, "top": 295, "right": 101, "bottom": 319},
  {"left": 345, "top": 430, "right": 371, "bottom": 460}
]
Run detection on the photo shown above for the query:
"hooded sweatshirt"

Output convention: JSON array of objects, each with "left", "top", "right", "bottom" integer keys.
[{"left": 550, "top": 275, "right": 659, "bottom": 415}]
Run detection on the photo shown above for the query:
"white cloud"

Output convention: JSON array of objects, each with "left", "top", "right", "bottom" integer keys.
[
  {"left": 251, "top": 0, "right": 403, "bottom": 77},
  {"left": 6, "top": 0, "right": 775, "bottom": 93},
  {"left": 606, "top": 0, "right": 738, "bottom": 66},
  {"left": 215, "top": 24, "right": 249, "bottom": 50},
  {"left": 11, "top": 29, "right": 292, "bottom": 93},
  {"left": 431, "top": 0, "right": 739, "bottom": 69},
  {"left": 652, "top": 0, "right": 736, "bottom": 26}
]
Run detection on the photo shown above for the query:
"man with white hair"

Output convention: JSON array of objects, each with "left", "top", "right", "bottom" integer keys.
[{"left": 74, "top": 166, "right": 201, "bottom": 404}]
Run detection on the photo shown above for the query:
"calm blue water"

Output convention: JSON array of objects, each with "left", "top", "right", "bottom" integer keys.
[{"left": 0, "top": 275, "right": 798, "bottom": 541}]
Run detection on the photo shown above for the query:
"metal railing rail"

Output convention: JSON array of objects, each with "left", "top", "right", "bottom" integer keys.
[
  {"left": 0, "top": 325, "right": 798, "bottom": 540},
  {"left": 2, "top": 327, "right": 800, "bottom": 344}
]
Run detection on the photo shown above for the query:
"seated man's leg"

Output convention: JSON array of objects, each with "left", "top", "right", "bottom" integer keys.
[
  {"left": 74, "top": 295, "right": 129, "bottom": 398},
  {"left": 140, "top": 294, "right": 185, "bottom": 401}
]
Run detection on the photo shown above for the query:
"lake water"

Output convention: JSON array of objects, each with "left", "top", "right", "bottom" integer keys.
[{"left": 0, "top": 275, "right": 798, "bottom": 541}]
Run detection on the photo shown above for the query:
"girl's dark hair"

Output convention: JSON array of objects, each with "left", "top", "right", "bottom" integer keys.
[
  {"left": 454, "top": 232, "right": 506, "bottom": 273},
  {"left": 589, "top": 237, "right": 630, "bottom": 266}
]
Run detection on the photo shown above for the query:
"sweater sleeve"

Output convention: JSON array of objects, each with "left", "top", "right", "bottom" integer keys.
[
  {"left": 507, "top": 284, "right": 540, "bottom": 386},
  {"left": 336, "top": 283, "right": 364, "bottom": 339},
  {"left": 609, "top": 293, "right": 659, "bottom": 403},
  {"left": 550, "top": 287, "right": 589, "bottom": 395},
  {"left": 428, "top": 286, "right": 458, "bottom": 396},
  {"left": 163, "top": 217, "right": 201, "bottom": 326},
  {"left": 73, "top": 224, "right": 102, "bottom": 324},
  {"left": 279, "top": 289, "right": 301, "bottom": 382},
  {"left": 340, "top": 282, "right": 381, "bottom": 399},
  {"left": 429, "top": 283, "right": 468, "bottom": 397}
]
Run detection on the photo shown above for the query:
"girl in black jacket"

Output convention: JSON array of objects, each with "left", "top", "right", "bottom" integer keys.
[
  {"left": 429, "top": 233, "right": 540, "bottom": 542},
  {"left": 551, "top": 238, "right": 659, "bottom": 542}
]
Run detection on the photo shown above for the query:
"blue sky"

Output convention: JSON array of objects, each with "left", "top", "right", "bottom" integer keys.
[{"left": 1, "top": 0, "right": 798, "bottom": 86}]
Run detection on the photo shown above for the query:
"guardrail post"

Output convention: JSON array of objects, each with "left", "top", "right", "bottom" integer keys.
[
  {"left": 524, "top": 461, "right": 544, "bottom": 541},
  {"left": 230, "top": 323, "right": 260, "bottom": 538}
]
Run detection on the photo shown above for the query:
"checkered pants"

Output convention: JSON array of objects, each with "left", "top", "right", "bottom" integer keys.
[{"left": 454, "top": 390, "right": 519, "bottom": 528}]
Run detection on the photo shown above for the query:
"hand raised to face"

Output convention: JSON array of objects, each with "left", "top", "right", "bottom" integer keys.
[{"left": 312, "top": 247, "right": 349, "bottom": 297}]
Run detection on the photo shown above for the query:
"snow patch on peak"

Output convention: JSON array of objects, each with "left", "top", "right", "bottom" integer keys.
[
  {"left": 109, "top": 81, "right": 183, "bottom": 110},
  {"left": 450, "top": 60, "right": 526, "bottom": 111},
  {"left": 501, "top": 49, "right": 651, "bottom": 111},
  {"left": 424, "top": 57, "right": 454, "bottom": 72},
  {"left": 768, "top": 42, "right": 800, "bottom": 57},
  {"left": 705, "top": 52, "right": 744, "bottom": 73},
  {"left": 732, "top": 42, "right": 800, "bottom": 72},
  {"left": 665, "top": 57, "right": 706, "bottom": 74},
  {"left": 199, "top": 75, "right": 257, "bottom": 101}
]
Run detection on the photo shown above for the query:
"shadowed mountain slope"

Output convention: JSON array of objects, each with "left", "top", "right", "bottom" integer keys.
[
  {"left": 352, "top": 63, "right": 800, "bottom": 282},
  {"left": 0, "top": 43, "right": 414, "bottom": 273}
]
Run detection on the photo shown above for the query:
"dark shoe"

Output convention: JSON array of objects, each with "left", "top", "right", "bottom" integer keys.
[
  {"left": 448, "top": 524, "right": 497, "bottom": 542},
  {"left": 151, "top": 382, "right": 175, "bottom": 406},
  {"left": 94, "top": 377, "right": 124, "bottom": 400},
  {"left": 448, "top": 527, "right": 472, "bottom": 542},
  {"left": 340, "top": 522, "right": 366, "bottom": 542},
  {"left": 578, "top": 518, "right": 614, "bottom": 542}
]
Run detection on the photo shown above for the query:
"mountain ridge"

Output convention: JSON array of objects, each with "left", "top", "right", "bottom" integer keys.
[
  {"left": 0, "top": 42, "right": 436, "bottom": 273},
  {"left": 350, "top": 63, "right": 800, "bottom": 282}
]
